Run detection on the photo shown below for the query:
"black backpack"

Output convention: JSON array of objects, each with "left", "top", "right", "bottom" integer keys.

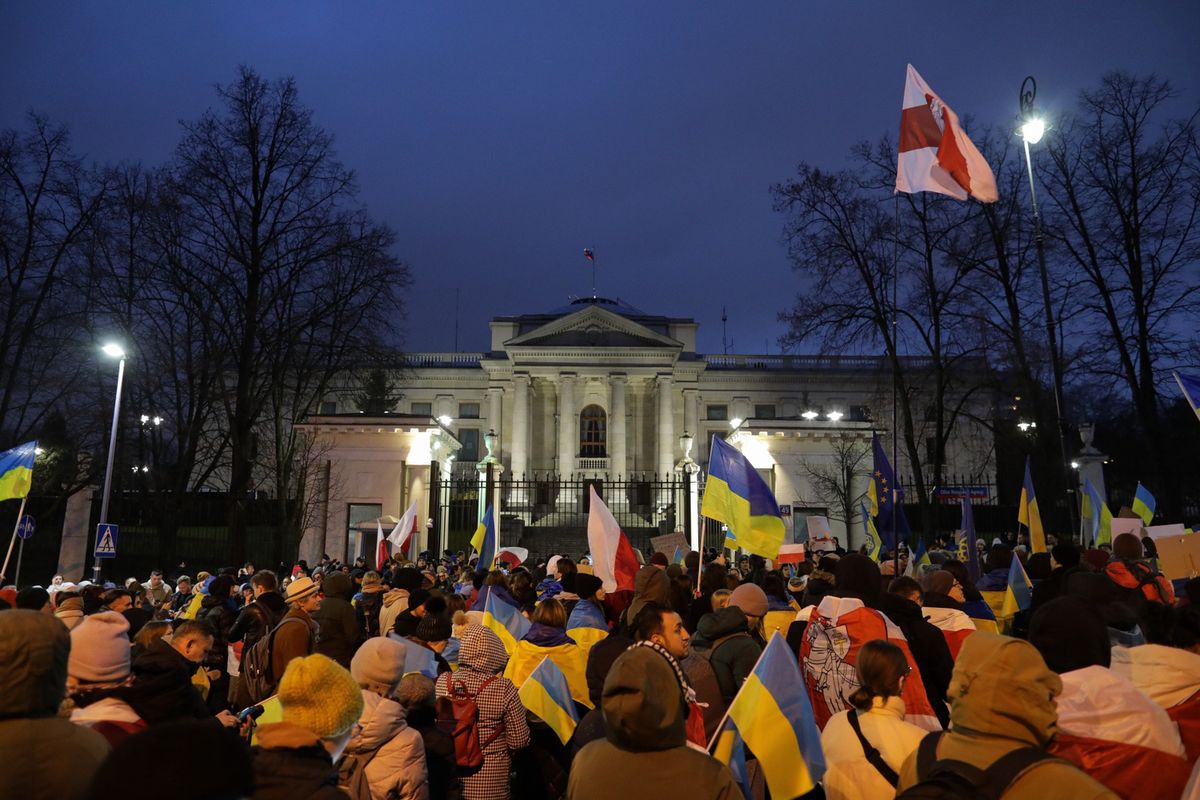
[
  {"left": 895, "top": 732, "right": 1057, "bottom": 800},
  {"left": 239, "top": 616, "right": 307, "bottom": 704}
]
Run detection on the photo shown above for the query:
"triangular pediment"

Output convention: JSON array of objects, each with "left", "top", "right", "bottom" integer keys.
[{"left": 505, "top": 305, "right": 682, "bottom": 349}]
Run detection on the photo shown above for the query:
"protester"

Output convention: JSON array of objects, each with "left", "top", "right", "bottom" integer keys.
[
  {"left": 727, "top": 581, "right": 769, "bottom": 643},
  {"left": 55, "top": 593, "right": 86, "bottom": 629},
  {"left": 694, "top": 601, "right": 761, "bottom": 704},
  {"left": 409, "top": 612, "right": 453, "bottom": 675},
  {"left": 685, "top": 561, "right": 727, "bottom": 633},
  {"left": 142, "top": 570, "right": 171, "bottom": 607},
  {"left": 344, "top": 637, "right": 429, "bottom": 800},
  {"left": 878, "top": 575, "right": 953, "bottom": 728},
  {"left": 1105, "top": 532, "right": 1175, "bottom": 607},
  {"left": 631, "top": 601, "right": 710, "bottom": 747},
  {"left": 0, "top": 609, "right": 110, "bottom": 800},
  {"left": 820, "top": 639, "right": 927, "bottom": 800},
  {"left": 379, "top": 568, "right": 421, "bottom": 635},
  {"left": 356, "top": 570, "right": 386, "bottom": 638},
  {"left": 273, "top": 576, "right": 322, "bottom": 683},
  {"left": 392, "top": 589, "right": 436, "bottom": 637},
  {"left": 17, "top": 585, "right": 51, "bottom": 612},
  {"left": 130, "top": 619, "right": 237, "bottom": 726},
  {"left": 504, "top": 598, "right": 590, "bottom": 709},
  {"left": 169, "top": 576, "right": 193, "bottom": 616},
  {"left": 229, "top": 569, "right": 286, "bottom": 654},
  {"left": 621, "top": 564, "right": 671, "bottom": 627},
  {"left": 920, "top": 570, "right": 976, "bottom": 660},
  {"left": 251, "top": 653, "right": 364, "bottom": 799},
  {"left": 564, "top": 572, "right": 608, "bottom": 659},
  {"left": 894, "top": 632, "right": 1117, "bottom": 798},
  {"left": 313, "top": 570, "right": 362, "bottom": 667},
  {"left": 66, "top": 611, "right": 147, "bottom": 744},
  {"left": 193, "top": 573, "right": 238, "bottom": 711},
  {"left": 397, "top": 673, "right": 460, "bottom": 800},
  {"left": 437, "top": 623, "right": 530, "bottom": 800},
  {"left": 760, "top": 570, "right": 798, "bottom": 637},
  {"left": 130, "top": 620, "right": 171, "bottom": 662},
  {"left": 566, "top": 645, "right": 740, "bottom": 800}
]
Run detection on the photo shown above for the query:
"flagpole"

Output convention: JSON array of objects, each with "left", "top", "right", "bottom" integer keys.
[
  {"left": 892, "top": 194, "right": 900, "bottom": 579},
  {"left": 0, "top": 495, "right": 29, "bottom": 583}
]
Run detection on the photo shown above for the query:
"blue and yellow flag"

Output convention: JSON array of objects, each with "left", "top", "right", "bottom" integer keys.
[
  {"left": 566, "top": 599, "right": 608, "bottom": 659},
  {"left": 1017, "top": 457, "right": 1046, "bottom": 554},
  {"left": 1175, "top": 371, "right": 1200, "bottom": 422},
  {"left": 711, "top": 720, "right": 753, "bottom": 800},
  {"left": 1132, "top": 482, "right": 1156, "bottom": 527},
  {"left": 909, "top": 539, "right": 930, "bottom": 576},
  {"left": 860, "top": 501, "right": 882, "bottom": 562},
  {"left": 960, "top": 497, "right": 982, "bottom": 582},
  {"left": 868, "top": 435, "right": 910, "bottom": 548},
  {"left": 0, "top": 441, "right": 37, "bottom": 502},
  {"left": 713, "top": 632, "right": 825, "bottom": 799},
  {"left": 517, "top": 656, "right": 581, "bottom": 745},
  {"left": 482, "top": 586, "right": 530, "bottom": 657},
  {"left": 1000, "top": 553, "right": 1033, "bottom": 619},
  {"left": 1081, "top": 478, "right": 1113, "bottom": 547},
  {"left": 471, "top": 506, "right": 497, "bottom": 569},
  {"left": 701, "top": 435, "right": 786, "bottom": 558}
]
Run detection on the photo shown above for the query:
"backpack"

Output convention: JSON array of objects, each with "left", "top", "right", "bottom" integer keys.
[
  {"left": 895, "top": 732, "right": 1056, "bottom": 800},
  {"left": 435, "top": 672, "right": 505, "bottom": 773},
  {"left": 239, "top": 616, "right": 307, "bottom": 705},
  {"left": 336, "top": 749, "right": 380, "bottom": 800}
]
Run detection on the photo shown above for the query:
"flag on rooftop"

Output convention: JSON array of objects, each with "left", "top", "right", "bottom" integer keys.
[
  {"left": 583, "top": 248, "right": 595, "bottom": 262},
  {"left": 471, "top": 505, "right": 497, "bottom": 570},
  {"left": 482, "top": 584, "right": 530, "bottom": 657},
  {"left": 518, "top": 657, "right": 581, "bottom": 746},
  {"left": 714, "top": 632, "right": 825, "bottom": 799},
  {"left": 1175, "top": 371, "right": 1200, "bottom": 422},
  {"left": 1018, "top": 456, "right": 1046, "bottom": 554},
  {"left": 702, "top": 435, "right": 786, "bottom": 558},
  {"left": 896, "top": 64, "right": 998, "bottom": 203},
  {"left": 0, "top": 441, "right": 37, "bottom": 502},
  {"left": 1132, "top": 482, "right": 1156, "bottom": 527}
]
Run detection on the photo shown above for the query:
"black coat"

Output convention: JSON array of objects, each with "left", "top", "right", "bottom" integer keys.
[
  {"left": 129, "top": 638, "right": 214, "bottom": 725},
  {"left": 196, "top": 596, "right": 238, "bottom": 672},
  {"left": 877, "top": 593, "right": 953, "bottom": 729},
  {"left": 229, "top": 592, "right": 287, "bottom": 652},
  {"left": 251, "top": 743, "right": 346, "bottom": 800}
]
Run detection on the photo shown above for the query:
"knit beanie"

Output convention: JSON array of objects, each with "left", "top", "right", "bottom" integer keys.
[
  {"left": 728, "top": 583, "right": 769, "bottom": 618},
  {"left": 278, "top": 653, "right": 364, "bottom": 738},
  {"left": 1112, "top": 532, "right": 1143, "bottom": 562},
  {"left": 1029, "top": 595, "right": 1111, "bottom": 674},
  {"left": 69, "top": 610, "right": 131, "bottom": 682},
  {"left": 649, "top": 552, "right": 670, "bottom": 567},
  {"left": 924, "top": 570, "right": 955, "bottom": 596},
  {"left": 575, "top": 572, "right": 603, "bottom": 600},
  {"left": 415, "top": 613, "right": 453, "bottom": 643},
  {"left": 351, "top": 637, "right": 407, "bottom": 696}
]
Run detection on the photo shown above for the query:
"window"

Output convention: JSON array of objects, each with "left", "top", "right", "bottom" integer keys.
[
  {"left": 346, "top": 503, "right": 383, "bottom": 564},
  {"left": 459, "top": 428, "right": 480, "bottom": 462},
  {"left": 411, "top": 402, "right": 432, "bottom": 416},
  {"left": 579, "top": 405, "right": 607, "bottom": 457},
  {"left": 459, "top": 402, "right": 480, "bottom": 419},
  {"left": 754, "top": 404, "right": 776, "bottom": 420},
  {"left": 706, "top": 404, "right": 728, "bottom": 421},
  {"left": 850, "top": 405, "right": 871, "bottom": 422},
  {"left": 319, "top": 401, "right": 337, "bottom": 415}
]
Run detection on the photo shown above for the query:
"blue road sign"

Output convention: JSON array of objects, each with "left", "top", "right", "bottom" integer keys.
[
  {"left": 16, "top": 515, "right": 34, "bottom": 539},
  {"left": 95, "top": 523, "right": 118, "bottom": 558}
]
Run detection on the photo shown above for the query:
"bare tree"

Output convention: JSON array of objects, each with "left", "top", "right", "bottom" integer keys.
[{"left": 797, "top": 436, "right": 871, "bottom": 532}]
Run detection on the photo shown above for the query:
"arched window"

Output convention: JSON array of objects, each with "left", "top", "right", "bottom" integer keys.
[{"left": 579, "top": 405, "right": 607, "bottom": 457}]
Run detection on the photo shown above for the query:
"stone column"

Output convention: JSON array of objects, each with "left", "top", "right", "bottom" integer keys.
[
  {"left": 557, "top": 373, "right": 577, "bottom": 475},
  {"left": 656, "top": 375, "right": 674, "bottom": 476},
  {"left": 683, "top": 387, "right": 699, "bottom": 439},
  {"left": 511, "top": 374, "right": 530, "bottom": 476},
  {"left": 609, "top": 374, "right": 627, "bottom": 477},
  {"left": 487, "top": 386, "right": 503, "bottom": 458}
]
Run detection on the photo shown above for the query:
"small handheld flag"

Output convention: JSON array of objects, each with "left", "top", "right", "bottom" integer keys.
[
  {"left": 482, "top": 586, "right": 531, "bottom": 656},
  {"left": 1018, "top": 457, "right": 1046, "bottom": 554},
  {"left": 701, "top": 435, "right": 786, "bottom": 558},
  {"left": 1132, "top": 483, "right": 1156, "bottom": 527},
  {"left": 861, "top": 501, "right": 882, "bottom": 562},
  {"left": 518, "top": 657, "right": 581, "bottom": 745},
  {"left": 0, "top": 441, "right": 37, "bottom": 502}
]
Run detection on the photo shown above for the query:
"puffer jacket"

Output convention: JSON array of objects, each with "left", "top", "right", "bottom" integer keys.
[
  {"left": 313, "top": 573, "right": 362, "bottom": 667},
  {"left": 0, "top": 610, "right": 110, "bottom": 800},
  {"left": 251, "top": 721, "right": 346, "bottom": 800},
  {"left": 821, "top": 696, "right": 927, "bottom": 800},
  {"left": 694, "top": 606, "right": 761, "bottom": 703},
  {"left": 894, "top": 632, "right": 1118, "bottom": 799},
  {"left": 342, "top": 690, "right": 428, "bottom": 800},
  {"left": 377, "top": 588, "right": 410, "bottom": 638}
]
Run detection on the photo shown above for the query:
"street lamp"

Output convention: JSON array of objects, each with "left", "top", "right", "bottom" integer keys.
[
  {"left": 94, "top": 342, "right": 127, "bottom": 583},
  {"left": 1019, "top": 76, "right": 1076, "bottom": 532}
]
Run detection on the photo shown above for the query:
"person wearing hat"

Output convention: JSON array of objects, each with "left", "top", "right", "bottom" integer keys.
[
  {"left": 55, "top": 593, "right": 86, "bottom": 630},
  {"left": 66, "top": 611, "right": 148, "bottom": 745},
  {"left": 379, "top": 567, "right": 422, "bottom": 637},
  {"left": 694, "top": 586, "right": 763, "bottom": 704},
  {"left": 312, "top": 570, "right": 362, "bottom": 669},
  {"left": 355, "top": 571, "right": 387, "bottom": 638},
  {"left": 271, "top": 576, "right": 323, "bottom": 686},
  {"left": 344, "top": 638, "right": 429, "bottom": 800},
  {"left": 409, "top": 612, "right": 454, "bottom": 676},
  {"left": 251, "top": 653, "right": 365, "bottom": 799},
  {"left": 565, "top": 572, "right": 608, "bottom": 660}
]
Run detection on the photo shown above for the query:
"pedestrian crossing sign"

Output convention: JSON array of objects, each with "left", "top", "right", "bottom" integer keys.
[{"left": 95, "top": 523, "right": 118, "bottom": 558}]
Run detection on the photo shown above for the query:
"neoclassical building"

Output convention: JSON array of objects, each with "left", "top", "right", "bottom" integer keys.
[{"left": 296, "top": 297, "right": 997, "bottom": 563}]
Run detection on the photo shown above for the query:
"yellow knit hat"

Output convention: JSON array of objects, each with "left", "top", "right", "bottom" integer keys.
[{"left": 278, "top": 653, "right": 364, "bottom": 738}]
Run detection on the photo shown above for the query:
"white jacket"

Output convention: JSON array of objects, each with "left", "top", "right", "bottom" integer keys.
[
  {"left": 820, "top": 696, "right": 926, "bottom": 800},
  {"left": 344, "top": 689, "right": 428, "bottom": 800},
  {"left": 1110, "top": 643, "right": 1200, "bottom": 708}
]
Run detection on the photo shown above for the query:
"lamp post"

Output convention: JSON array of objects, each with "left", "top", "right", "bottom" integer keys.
[
  {"left": 1019, "top": 76, "right": 1077, "bottom": 533},
  {"left": 93, "top": 342, "right": 127, "bottom": 583}
]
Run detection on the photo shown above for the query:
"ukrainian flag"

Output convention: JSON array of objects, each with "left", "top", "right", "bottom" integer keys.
[
  {"left": 701, "top": 435, "right": 785, "bottom": 558},
  {"left": 470, "top": 506, "right": 497, "bottom": 569},
  {"left": 711, "top": 721, "right": 752, "bottom": 800},
  {"left": 1132, "top": 482, "right": 1156, "bottom": 527},
  {"left": 1018, "top": 457, "right": 1046, "bottom": 554},
  {"left": 482, "top": 587, "right": 530, "bottom": 657},
  {"left": 0, "top": 441, "right": 37, "bottom": 502},
  {"left": 911, "top": 539, "right": 931, "bottom": 575},
  {"left": 517, "top": 657, "right": 580, "bottom": 745},
  {"left": 861, "top": 501, "right": 882, "bottom": 562},
  {"left": 712, "top": 632, "right": 825, "bottom": 799},
  {"left": 1081, "top": 478, "right": 1113, "bottom": 547},
  {"left": 1000, "top": 553, "right": 1033, "bottom": 619},
  {"left": 566, "top": 599, "right": 608, "bottom": 659},
  {"left": 1175, "top": 371, "right": 1200, "bottom": 422}
]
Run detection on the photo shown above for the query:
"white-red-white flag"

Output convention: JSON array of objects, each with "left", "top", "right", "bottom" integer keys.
[
  {"left": 587, "top": 486, "right": 640, "bottom": 593},
  {"left": 896, "top": 64, "right": 997, "bottom": 203},
  {"left": 386, "top": 500, "right": 420, "bottom": 557}
]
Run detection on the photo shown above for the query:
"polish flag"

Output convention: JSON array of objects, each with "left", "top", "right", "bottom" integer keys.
[
  {"left": 776, "top": 543, "right": 806, "bottom": 564},
  {"left": 587, "top": 486, "right": 640, "bottom": 593},
  {"left": 896, "top": 64, "right": 997, "bottom": 203},
  {"left": 386, "top": 500, "right": 420, "bottom": 558}
]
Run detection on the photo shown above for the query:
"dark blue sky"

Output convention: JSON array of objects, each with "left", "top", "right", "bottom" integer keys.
[{"left": 3, "top": 2, "right": 1197, "bottom": 353}]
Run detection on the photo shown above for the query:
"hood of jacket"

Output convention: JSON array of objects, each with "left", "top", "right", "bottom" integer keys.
[
  {"left": 256, "top": 591, "right": 287, "bottom": 614},
  {"left": 948, "top": 631, "right": 1061, "bottom": 747},
  {"left": 877, "top": 592, "right": 923, "bottom": 625},
  {"left": 696, "top": 606, "right": 749, "bottom": 641},
  {"left": 601, "top": 645, "right": 686, "bottom": 752},
  {"left": 345, "top": 690, "right": 408, "bottom": 753},
  {"left": 323, "top": 572, "right": 354, "bottom": 601},
  {"left": 625, "top": 566, "right": 671, "bottom": 622},
  {"left": 458, "top": 623, "right": 509, "bottom": 674},
  {"left": 523, "top": 622, "right": 574, "bottom": 647},
  {"left": 0, "top": 609, "right": 69, "bottom": 717},
  {"left": 382, "top": 588, "right": 410, "bottom": 609},
  {"left": 1111, "top": 643, "right": 1200, "bottom": 707},
  {"left": 252, "top": 721, "right": 339, "bottom": 797},
  {"left": 921, "top": 591, "right": 963, "bottom": 610}
]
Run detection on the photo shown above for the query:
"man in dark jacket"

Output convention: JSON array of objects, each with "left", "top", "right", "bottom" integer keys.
[
  {"left": 1031, "top": 543, "right": 1084, "bottom": 614},
  {"left": 168, "top": 576, "right": 193, "bottom": 615},
  {"left": 229, "top": 570, "right": 287, "bottom": 654},
  {"left": 129, "top": 620, "right": 239, "bottom": 727},
  {"left": 195, "top": 574, "right": 239, "bottom": 712},
  {"left": 693, "top": 606, "right": 760, "bottom": 703},
  {"left": 879, "top": 575, "right": 953, "bottom": 729},
  {"left": 312, "top": 571, "right": 361, "bottom": 667}
]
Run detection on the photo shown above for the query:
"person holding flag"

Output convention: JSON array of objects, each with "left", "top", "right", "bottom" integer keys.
[
  {"left": 503, "top": 599, "right": 591, "bottom": 711},
  {"left": 701, "top": 435, "right": 786, "bottom": 559}
]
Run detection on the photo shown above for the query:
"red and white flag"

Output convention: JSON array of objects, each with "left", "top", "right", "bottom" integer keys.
[
  {"left": 776, "top": 543, "right": 806, "bottom": 564},
  {"left": 386, "top": 500, "right": 420, "bottom": 558},
  {"left": 896, "top": 64, "right": 997, "bottom": 203},
  {"left": 922, "top": 605, "right": 977, "bottom": 661},
  {"left": 587, "top": 486, "right": 640, "bottom": 593}
]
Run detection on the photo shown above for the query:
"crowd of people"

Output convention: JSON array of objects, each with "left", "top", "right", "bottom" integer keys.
[{"left": 1, "top": 528, "right": 1199, "bottom": 800}]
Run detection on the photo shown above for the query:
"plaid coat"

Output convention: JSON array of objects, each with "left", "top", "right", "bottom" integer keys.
[{"left": 436, "top": 624, "right": 530, "bottom": 800}]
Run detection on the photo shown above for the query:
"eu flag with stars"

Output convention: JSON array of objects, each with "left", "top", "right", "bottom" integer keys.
[{"left": 868, "top": 435, "right": 910, "bottom": 548}]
